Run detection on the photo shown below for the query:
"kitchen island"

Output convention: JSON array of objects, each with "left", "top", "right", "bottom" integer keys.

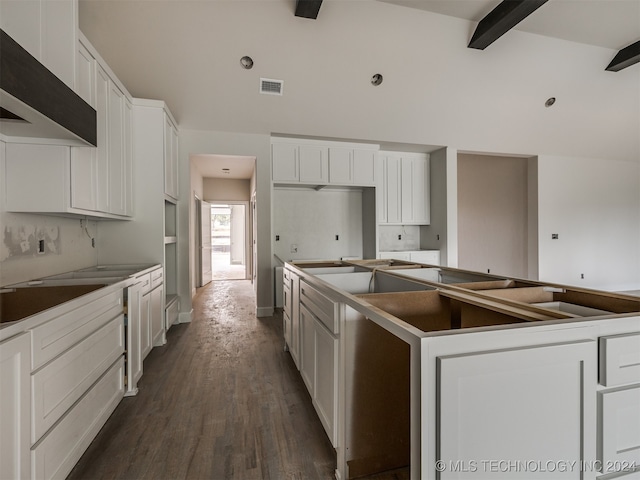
[{"left": 283, "top": 260, "right": 640, "bottom": 480}]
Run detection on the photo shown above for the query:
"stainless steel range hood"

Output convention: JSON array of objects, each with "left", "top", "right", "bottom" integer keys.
[{"left": 0, "top": 29, "right": 97, "bottom": 146}]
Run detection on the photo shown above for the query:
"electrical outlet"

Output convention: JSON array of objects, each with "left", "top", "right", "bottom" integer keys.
[
  {"left": 437, "top": 234, "right": 440, "bottom": 241},
  {"left": 335, "top": 235, "right": 339, "bottom": 241},
  {"left": 38, "top": 239, "right": 45, "bottom": 254},
  {"left": 275, "top": 235, "right": 280, "bottom": 241},
  {"left": 398, "top": 234, "right": 402, "bottom": 240},
  {"left": 552, "top": 233, "right": 559, "bottom": 239},
  {"left": 580, "top": 273, "right": 584, "bottom": 279},
  {"left": 291, "top": 244, "right": 298, "bottom": 253},
  {"left": 92, "top": 238, "right": 95, "bottom": 248}
]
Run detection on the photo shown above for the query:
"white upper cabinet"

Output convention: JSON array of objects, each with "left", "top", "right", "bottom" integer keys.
[
  {"left": 272, "top": 138, "right": 379, "bottom": 186},
  {"left": 0, "top": 0, "right": 77, "bottom": 88},
  {"left": 272, "top": 143, "right": 299, "bottom": 182},
  {"left": 3, "top": 33, "right": 134, "bottom": 220},
  {"left": 164, "top": 114, "right": 179, "bottom": 200},
  {"left": 328, "top": 146, "right": 378, "bottom": 185},
  {"left": 299, "top": 145, "right": 328, "bottom": 183},
  {"left": 379, "top": 152, "right": 430, "bottom": 225}
]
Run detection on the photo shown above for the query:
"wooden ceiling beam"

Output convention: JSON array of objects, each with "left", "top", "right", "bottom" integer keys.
[
  {"left": 295, "top": 0, "right": 323, "bottom": 19},
  {"left": 468, "top": 0, "right": 549, "bottom": 50},
  {"left": 606, "top": 40, "right": 640, "bottom": 72}
]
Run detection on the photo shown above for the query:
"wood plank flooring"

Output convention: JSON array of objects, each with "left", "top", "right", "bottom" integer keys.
[{"left": 68, "top": 280, "right": 409, "bottom": 480}]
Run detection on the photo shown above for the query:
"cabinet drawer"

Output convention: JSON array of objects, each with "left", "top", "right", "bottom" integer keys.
[
  {"left": 150, "top": 268, "right": 164, "bottom": 290},
  {"left": 600, "top": 333, "right": 640, "bottom": 387},
  {"left": 599, "top": 386, "right": 640, "bottom": 473},
  {"left": 32, "top": 315, "right": 124, "bottom": 443},
  {"left": 137, "top": 273, "right": 151, "bottom": 295},
  {"left": 31, "top": 357, "right": 124, "bottom": 480},
  {"left": 31, "top": 289, "right": 123, "bottom": 370},
  {"left": 300, "top": 281, "right": 338, "bottom": 334}
]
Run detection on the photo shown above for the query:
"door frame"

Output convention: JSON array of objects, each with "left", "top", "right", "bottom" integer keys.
[{"left": 206, "top": 199, "right": 251, "bottom": 280}]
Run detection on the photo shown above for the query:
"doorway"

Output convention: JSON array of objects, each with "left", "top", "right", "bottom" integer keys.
[{"left": 211, "top": 203, "right": 247, "bottom": 280}]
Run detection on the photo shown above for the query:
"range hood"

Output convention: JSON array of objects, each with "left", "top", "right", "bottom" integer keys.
[{"left": 0, "top": 29, "right": 97, "bottom": 146}]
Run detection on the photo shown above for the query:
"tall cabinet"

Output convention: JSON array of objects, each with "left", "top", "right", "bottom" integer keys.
[{"left": 97, "top": 98, "right": 180, "bottom": 341}]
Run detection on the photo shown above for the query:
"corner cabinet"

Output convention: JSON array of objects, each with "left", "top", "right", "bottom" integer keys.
[{"left": 379, "top": 151, "right": 430, "bottom": 225}]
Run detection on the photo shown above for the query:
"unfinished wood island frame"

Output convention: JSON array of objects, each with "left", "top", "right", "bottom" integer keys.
[{"left": 283, "top": 259, "right": 640, "bottom": 480}]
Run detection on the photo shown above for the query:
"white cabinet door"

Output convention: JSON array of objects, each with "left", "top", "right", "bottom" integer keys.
[
  {"left": 0, "top": 333, "right": 31, "bottom": 480},
  {"left": 140, "top": 290, "right": 152, "bottom": 359},
  {"left": 75, "top": 41, "right": 95, "bottom": 107},
  {"left": 126, "top": 281, "right": 143, "bottom": 395},
  {"left": 124, "top": 99, "right": 134, "bottom": 216},
  {"left": 150, "top": 284, "right": 165, "bottom": 347},
  {"left": 290, "top": 272, "right": 301, "bottom": 369},
  {"left": 329, "top": 147, "right": 352, "bottom": 184},
  {"left": 353, "top": 149, "right": 377, "bottom": 185},
  {"left": 314, "top": 319, "right": 338, "bottom": 447},
  {"left": 300, "top": 304, "right": 316, "bottom": 394},
  {"left": 599, "top": 386, "right": 640, "bottom": 472},
  {"left": 299, "top": 145, "right": 328, "bottom": 183},
  {"left": 108, "top": 82, "right": 126, "bottom": 216},
  {"left": 409, "top": 251, "right": 440, "bottom": 265},
  {"left": 96, "top": 64, "right": 110, "bottom": 214},
  {"left": 437, "top": 340, "right": 596, "bottom": 480},
  {"left": 385, "top": 155, "right": 402, "bottom": 224},
  {"left": 401, "top": 155, "right": 430, "bottom": 224},
  {"left": 272, "top": 143, "right": 298, "bottom": 182},
  {"left": 164, "top": 114, "right": 178, "bottom": 200}
]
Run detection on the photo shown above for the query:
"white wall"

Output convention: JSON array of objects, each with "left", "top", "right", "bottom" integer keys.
[
  {"left": 457, "top": 153, "right": 529, "bottom": 278},
  {"left": 537, "top": 156, "right": 640, "bottom": 291},
  {"left": 0, "top": 141, "right": 98, "bottom": 286},
  {"left": 203, "top": 178, "right": 250, "bottom": 202},
  {"left": 189, "top": 158, "right": 204, "bottom": 298},
  {"left": 420, "top": 147, "right": 458, "bottom": 267},
  {"left": 272, "top": 188, "right": 363, "bottom": 261}
]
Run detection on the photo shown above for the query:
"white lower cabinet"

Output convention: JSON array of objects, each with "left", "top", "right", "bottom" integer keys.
[
  {"left": 299, "top": 291, "right": 339, "bottom": 447},
  {"left": 0, "top": 332, "right": 31, "bottom": 480},
  {"left": 31, "top": 315, "right": 124, "bottom": 442},
  {"left": 31, "top": 357, "right": 124, "bottom": 480},
  {"left": 125, "top": 280, "right": 143, "bottom": 396},
  {"left": 437, "top": 340, "right": 596, "bottom": 479},
  {"left": 150, "top": 283, "right": 165, "bottom": 347},
  {"left": 599, "top": 386, "right": 640, "bottom": 472},
  {"left": 140, "top": 285, "right": 152, "bottom": 359}
]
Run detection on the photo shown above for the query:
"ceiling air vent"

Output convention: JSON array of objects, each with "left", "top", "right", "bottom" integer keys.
[{"left": 260, "top": 78, "right": 283, "bottom": 96}]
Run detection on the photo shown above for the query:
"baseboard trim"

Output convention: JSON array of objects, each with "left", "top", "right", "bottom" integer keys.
[
  {"left": 256, "top": 306, "right": 274, "bottom": 318},
  {"left": 179, "top": 310, "right": 193, "bottom": 323}
]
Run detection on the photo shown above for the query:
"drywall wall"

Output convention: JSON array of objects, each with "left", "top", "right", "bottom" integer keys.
[
  {"left": 0, "top": 141, "right": 98, "bottom": 286},
  {"left": 420, "top": 147, "right": 457, "bottom": 267},
  {"left": 179, "top": 129, "right": 272, "bottom": 316},
  {"left": 537, "top": 155, "right": 640, "bottom": 291},
  {"left": 457, "top": 153, "right": 529, "bottom": 278},
  {"left": 272, "top": 188, "right": 363, "bottom": 261},
  {"left": 203, "top": 178, "right": 250, "bottom": 202},
  {"left": 190, "top": 159, "right": 204, "bottom": 298},
  {"left": 379, "top": 225, "right": 420, "bottom": 251}
]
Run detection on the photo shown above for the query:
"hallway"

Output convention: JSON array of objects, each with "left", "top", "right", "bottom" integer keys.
[{"left": 68, "top": 281, "right": 335, "bottom": 479}]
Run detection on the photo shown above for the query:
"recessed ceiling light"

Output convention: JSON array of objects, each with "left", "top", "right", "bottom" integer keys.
[
  {"left": 371, "top": 73, "right": 383, "bottom": 86},
  {"left": 240, "top": 56, "right": 254, "bottom": 69},
  {"left": 545, "top": 97, "right": 556, "bottom": 107}
]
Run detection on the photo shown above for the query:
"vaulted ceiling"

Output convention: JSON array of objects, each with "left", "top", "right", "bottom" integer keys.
[{"left": 79, "top": 0, "right": 640, "bottom": 164}]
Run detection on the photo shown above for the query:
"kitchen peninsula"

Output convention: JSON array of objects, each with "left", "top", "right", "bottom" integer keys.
[{"left": 283, "top": 259, "right": 640, "bottom": 480}]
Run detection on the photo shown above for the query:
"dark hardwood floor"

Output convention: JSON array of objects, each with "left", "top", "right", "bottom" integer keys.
[
  {"left": 68, "top": 280, "right": 335, "bottom": 479},
  {"left": 68, "top": 280, "right": 410, "bottom": 480}
]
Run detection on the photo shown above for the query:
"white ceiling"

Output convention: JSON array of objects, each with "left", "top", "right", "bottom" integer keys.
[
  {"left": 378, "top": 0, "right": 640, "bottom": 50},
  {"left": 78, "top": 0, "right": 640, "bottom": 164}
]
